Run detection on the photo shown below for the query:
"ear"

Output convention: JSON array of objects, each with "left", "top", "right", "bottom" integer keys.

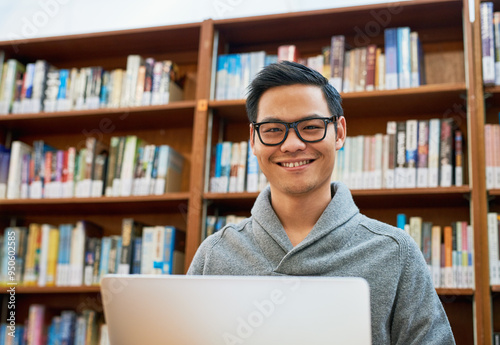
[
  {"left": 335, "top": 116, "right": 347, "bottom": 150},
  {"left": 249, "top": 123, "right": 257, "bottom": 155}
]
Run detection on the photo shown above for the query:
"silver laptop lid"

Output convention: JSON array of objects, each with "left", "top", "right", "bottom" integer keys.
[{"left": 101, "top": 275, "right": 371, "bottom": 345}]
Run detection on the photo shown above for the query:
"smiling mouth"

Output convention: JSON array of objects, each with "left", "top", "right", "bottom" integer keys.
[{"left": 278, "top": 160, "right": 312, "bottom": 168}]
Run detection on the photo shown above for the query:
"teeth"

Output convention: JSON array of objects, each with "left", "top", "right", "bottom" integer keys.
[{"left": 282, "top": 160, "right": 310, "bottom": 168}]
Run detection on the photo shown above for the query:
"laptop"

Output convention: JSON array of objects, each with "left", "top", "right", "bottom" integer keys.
[{"left": 101, "top": 275, "right": 371, "bottom": 345}]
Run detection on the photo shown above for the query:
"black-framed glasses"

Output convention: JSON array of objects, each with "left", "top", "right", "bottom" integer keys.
[{"left": 252, "top": 116, "right": 339, "bottom": 146}]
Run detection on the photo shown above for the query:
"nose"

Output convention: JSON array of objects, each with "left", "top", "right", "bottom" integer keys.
[{"left": 280, "top": 127, "right": 307, "bottom": 152}]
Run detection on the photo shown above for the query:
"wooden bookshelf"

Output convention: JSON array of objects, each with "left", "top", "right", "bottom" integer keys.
[
  {"left": 1, "top": 286, "right": 101, "bottom": 294},
  {"left": 0, "top": 0, "right": 493, "bottom": 344}
]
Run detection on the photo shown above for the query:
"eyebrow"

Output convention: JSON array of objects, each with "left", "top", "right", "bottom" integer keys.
[{"left": 258, "top": 114, "right": 328, "bottom": 122}]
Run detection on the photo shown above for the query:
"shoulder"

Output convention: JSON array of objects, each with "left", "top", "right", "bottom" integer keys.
[
  {"left": 356, "top": 215, "right": 424, "bottom": 267},
  {"left": 187, "top": 217, "right": 253, "bottom": 275}
]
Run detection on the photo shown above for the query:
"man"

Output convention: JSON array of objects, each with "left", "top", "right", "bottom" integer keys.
[{"left": 188, "top": 61, "right": 455, "bottom": 344}]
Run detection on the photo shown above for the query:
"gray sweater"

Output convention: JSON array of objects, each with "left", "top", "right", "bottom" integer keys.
[{"left": 188, "top": 182, "right": 456, "bottom": 344}]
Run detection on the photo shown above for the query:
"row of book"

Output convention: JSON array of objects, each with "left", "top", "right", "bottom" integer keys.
[
  {"left": 485, "top": 123, "right": 500, "bottom": 189},
  {"left": 214, "top": 26, "right": 425, "bottom": 100},
  {"left": 332, "top": 118, "right": 464, "bottom": 189},
  {"left": 214, "top": 52, "right": 277, "bottom": 101},
  {"left": 397, "top": 214, "right": 473, "bottom": 289},
  {"left": 487, "top": 212, "right": 500, "bottom": 285},
  {"left": 1, "top": 219, "right": 185, "bottom": 287},
  {"left": 205, "top": 214, "right": 247, "bottom": 238},
  {"left": 0, "top": 135, "right": 184, "bottom": 200},
  {"left": 480, "top": 2, "right": 500, "bottom": 86},
  {"left": 0, "top": 52, "right": 184, "bottom": 115},
  {"left": 209, "top": 140, "right": 268, "bottom": 193},
  {"left": 5, "top": 305, "right": 109, "bottom": 345}
]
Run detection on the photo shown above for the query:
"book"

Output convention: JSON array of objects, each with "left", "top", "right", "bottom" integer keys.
[
  {"left": 481, "top": 2, "right": 495, "bottom": 85},
  {"left": 405, "top": 119, "right": 418, "bottom": 188},
  {"left": 454, "top": 129, "right": 464, "bottom": 187},
  {"left": 384, "top": 28, "right": 399, "bottom": 90},
  {"left": 409, "top": 216, "right": 422, "bottom": 250},
  {"left": 397, "top": 27, "right": 411, "bottom": 89},
  {"left": 329, "top": 35, "right": 345, "bottom": 91},
  {"left": 439, "top": 118, "right": 454, "bottom": 187},
  {"left": 416, "top": 120, "right": 429, "bottom": 188},
  {"left": 6, "top": 141, "right": 32, "bottom": 199},
  {"left": 394, "top": 121, "right": 407, "bottom": 188},
  {"left": 153, "top": 145, "right": 185, "bottom": 194},
  {"left": 431, "top": 225, "right": 442, "bottom": 287},
  {"left": 428, "top": 118, "right": 441, "bottom": 188},
  {"left": 384, "top": 121, "right": 396, "bottom": 189}
]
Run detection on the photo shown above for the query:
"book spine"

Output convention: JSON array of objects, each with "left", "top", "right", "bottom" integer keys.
[
  {"left": 417, "top": 120, "right": 429, "bottom": 188},
  {"left": 397, "top": 27, "right": 411, "bottom": 89},
  {"left": 384, "top": 28, "right": 399, "bottom": 90},
  {"left": 428, "top": 118, "right": 441, "bottom": 188},
  {"left": 439, "top": 118, "right": 453, "bottom": 187},
  {"left": 395, "top": 121, "right": 407, "bottom": 188},
  {"left": 454, "top": 129, "right": 463, "bottom": 187},
  {"left": 405, "top": 119, "right": 418, "bottom": 188},
  {"left": 329, "top": 35, "right": 345, "bottom": 91},
  {"left": 481, "top": 2, "right": 495, "bottom": 85},
  {"left": 365, "top": 44, "right": 377, "bottom": 91}
]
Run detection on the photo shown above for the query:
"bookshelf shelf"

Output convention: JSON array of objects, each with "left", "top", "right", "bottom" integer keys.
[
  {"left": 0, "top": 193, "right": 190, "bottom": 215},
  {"left": 489, "top": 190, "right": 500, "bottom": 197},
  {"left": 0, "top": 101, "right": 197, "bottom": 135},
  {"left": 1, "top": 286, "right": 101, "bottom": 294},
  {"left": 436, "top": 288, "right": 474, "bottom": 296}
]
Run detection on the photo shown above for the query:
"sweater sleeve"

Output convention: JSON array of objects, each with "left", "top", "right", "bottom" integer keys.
[{"left": 391, "top": 236, "right": 456, "bottom": 345}]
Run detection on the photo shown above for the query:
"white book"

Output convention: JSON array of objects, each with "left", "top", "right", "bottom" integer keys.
[
  {"left": 7, "top": 141, "right": 32, "bottom": 199},
  {"left": 467, "top": 225, "right": 474, "bottom": 288},
  {"left": 488, "top": 212, "right": 499, "bottom": 285},
  {"left": 377, "top": 52, "right": 385, "bottom": 90},
  {"left": 37, "top": 224, "right": 52, "bottom": 287},
  {"left": 362, "top": 136, "right": 371, "bottom": 189},
  {"left": 69, "top": 222, "right": 86, "bottom": 286},
  {"left": 397, "top": 27, "right": 411, "bottom": 89},
  {"left": 120, "top": 136, "right": 139, "bottom": 197},
  {"left": 141, "top": 227, "right": 156, "bottom": 274},
  {"left": 481, "top": 2, "right": 495, "bottom": 85},
  {"left": 373, "top": 134, "right": 383, "bottom": 189},
  {"left": 354, "top": 136, "right": 364, "bottom": 189},
  {"left": 493, "top": 125, "right": 500, "bottom": 188},
  {"left": 431, "top": 225, "right": 442, "bottom": 288},
  {"left": 385, "top": 121, "right": 397, "bottom": 189},
  {"left": 428, "top": 119, "right": 441, "bottom": 188},
  {"left": 219, "top": 141, "right": 232, "bottom": 193},
  {"left": 485, "top": 124, "right": 495, "bottom": 189}
]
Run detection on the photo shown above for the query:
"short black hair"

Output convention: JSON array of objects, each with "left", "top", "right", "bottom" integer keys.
[{"left": 245, "top": 60, "right": 344, "bottom": 123}]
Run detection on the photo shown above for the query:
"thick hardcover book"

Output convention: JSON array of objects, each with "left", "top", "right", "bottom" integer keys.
[
  {"left": 439, "top": 118, "right": 454, "bottom": 187},
  {"left": 428, "top": 118, "right": 441, "bottom": 188},
  {"left": 405, "top": 119, "right": 418, "bottom": 188},
  {"left": 397, "top": 27, "right": 411, "bottom": 89},
  {"left": 417, "top": 120, "right": 429, "bottom": 188},
  {"left": 384, "top": 28, "right": 399, "bottom": 90},
  {"left": 481, "top": 2, "right": 495, "bottom": 85},
  {"left": 329, "top": 35, "right": 345, "bottom": 91},
  {"left": 365, "top": 44, "right": 377, "bottom": 91}
]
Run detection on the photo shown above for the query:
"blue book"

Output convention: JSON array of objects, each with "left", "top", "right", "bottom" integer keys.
[
  {"left": 60, "top": 311, "right": 76, "bottom": 345},
  {"left": 0, "top": 323, "right": 5, "bottom": 345},
  {"left": 210, "top": 143, "right": 223, "bottom": 192},
  {"left": 384, "top": 28, "right": 399, "bottom": 90},
  {"left": 215, "top": 55, "right": 229, "bottom": 100},
  {"left": 397, "top": 27, "right": 411, "bottom": 89},
  {"left": 57, "top": 69, "right": 69, "bottom": 100},
  {"left": 99, "top": 237, "right": 111, "bottom": 278},
  {"left": 396, "top": 213, "right": 406, "bottom": 230}
]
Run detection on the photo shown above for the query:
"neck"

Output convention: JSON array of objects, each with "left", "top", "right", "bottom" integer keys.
[{"left": 270, "top": 184, "right": 332, "bottom": 247}]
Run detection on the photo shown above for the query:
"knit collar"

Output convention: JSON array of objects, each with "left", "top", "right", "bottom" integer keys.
[{"left": 250, "top": 182, "right": 360, "bottom": 261}]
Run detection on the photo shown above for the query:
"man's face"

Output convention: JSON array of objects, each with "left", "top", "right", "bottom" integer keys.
[{"left": 250, "top": 84, "right": 346, "bottom": 197}]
